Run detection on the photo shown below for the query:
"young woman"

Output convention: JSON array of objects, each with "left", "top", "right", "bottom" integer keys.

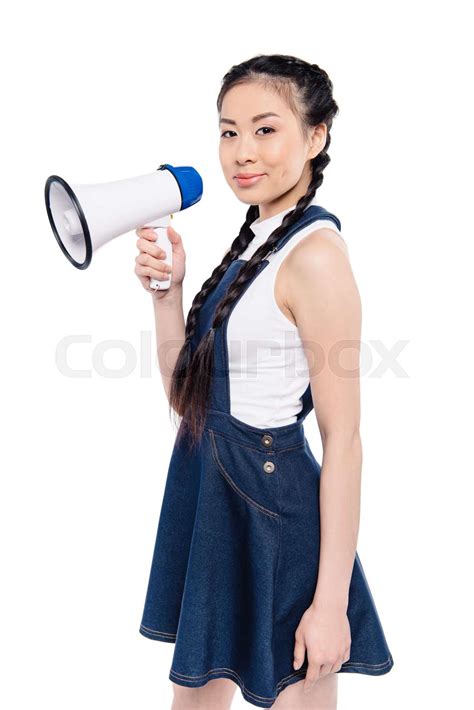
[{"left": 134, "top": 54, "right": 394, "bottom": 710}]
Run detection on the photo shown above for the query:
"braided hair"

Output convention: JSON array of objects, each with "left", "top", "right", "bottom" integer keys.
[{"left": 168, "top": 54, "right": 339, "bottom": 452}]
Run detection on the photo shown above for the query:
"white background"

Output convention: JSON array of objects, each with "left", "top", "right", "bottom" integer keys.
[{"left": 1, "top": 1, "right": 473, "bottom": 708}]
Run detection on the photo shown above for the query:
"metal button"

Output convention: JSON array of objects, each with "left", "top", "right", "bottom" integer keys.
[
  {"left": 262, "top": 434, "right": 273, "bottom": 447},
  {"left": 263, "top": 461, "right": 275, "bottom": 474}
]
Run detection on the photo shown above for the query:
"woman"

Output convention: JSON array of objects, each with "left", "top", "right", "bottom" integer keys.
[{"left": 135, "top": 54, "right": 394, "bottom": 710}]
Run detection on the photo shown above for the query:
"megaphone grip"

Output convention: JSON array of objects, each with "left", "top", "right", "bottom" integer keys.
[{"left": 145, "top": 220, "right": 172, "bottom": 291}]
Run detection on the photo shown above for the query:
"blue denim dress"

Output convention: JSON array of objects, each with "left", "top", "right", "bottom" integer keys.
[{"left": 139, "top": 205, "right": 395, "bottom": 708}]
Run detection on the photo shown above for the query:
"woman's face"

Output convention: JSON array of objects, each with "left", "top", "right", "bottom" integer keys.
[{"left": 218, "top": 81, "right": 325, "bottom": 220}]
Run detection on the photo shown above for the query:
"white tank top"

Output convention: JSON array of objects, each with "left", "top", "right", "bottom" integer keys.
[{"left": 226, "top": 196, "right": 345, "bottom": 428}]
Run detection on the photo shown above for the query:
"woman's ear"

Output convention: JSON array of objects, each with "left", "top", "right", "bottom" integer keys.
[{"left": 308, "top": 123, "right": 327, "bottom": 160}]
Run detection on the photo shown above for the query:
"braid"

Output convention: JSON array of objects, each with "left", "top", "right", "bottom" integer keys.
[
  {"left": 167, "top": 204, "right": 258, "bottom": 438},
  {"left": 168, "top": 53, "right": 339, "bottom": 453},
  {"left": 181, "top": 204, "right": 258, "bottom": 350}
]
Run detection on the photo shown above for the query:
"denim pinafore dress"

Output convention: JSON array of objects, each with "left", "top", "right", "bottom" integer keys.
[{"left": 139, "top": 205, "right": 395, "bottom": 708}]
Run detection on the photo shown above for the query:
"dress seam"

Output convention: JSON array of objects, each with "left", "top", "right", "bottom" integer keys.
[{"left": 166, "top": 654, "right": 394, "bottom": 706}]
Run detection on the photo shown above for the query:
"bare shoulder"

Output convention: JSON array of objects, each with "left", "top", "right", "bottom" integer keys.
[
  {"left": 295, "top": 226, "right": 348, "bottom": 260},
  {"left": 283, "top": 227, "right": 351, "bottom": 284},
  {"left": 274, "top": 226, "right": 358, "bottom": 326},
  {"left": 273, "top": 227, "right": 360, "bottom": 332}
]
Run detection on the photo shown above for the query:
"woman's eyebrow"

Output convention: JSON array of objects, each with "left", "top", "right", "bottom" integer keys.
[{"left": 219, "top": 112, "right": 281, "bottom": 126}]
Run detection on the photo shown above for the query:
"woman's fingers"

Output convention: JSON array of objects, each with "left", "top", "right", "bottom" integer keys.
[
  {"left": 136, "top": 226, "right": 159, "bottom": 241},
  {"left": 135, "top": 252, "right": 172, "bottom": 274},
  {"left": 303, "top": 657, "right": 321, "bottom": 693},
  {"left": 135, "top": 238, "right": 167, "bottom": 261},
  {"left": 293, "top": 632, "right": 305, "bottom": 670},
  {"left": 134, "top": 225, "right": 183, "bottom": 294}
]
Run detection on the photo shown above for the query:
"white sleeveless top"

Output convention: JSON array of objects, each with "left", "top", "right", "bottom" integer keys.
[{"left": 226, "top": 195, "right": 344, "bottom": 428}]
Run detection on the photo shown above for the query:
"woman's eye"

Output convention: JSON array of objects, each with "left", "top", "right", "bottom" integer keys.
[{"left": 220, "top": 127, "right": 275, "bottom": 138}]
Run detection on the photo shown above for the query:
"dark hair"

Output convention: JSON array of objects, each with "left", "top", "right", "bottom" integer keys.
[{"left": 168, "top": 53, "right": 339, "bottom": 452}]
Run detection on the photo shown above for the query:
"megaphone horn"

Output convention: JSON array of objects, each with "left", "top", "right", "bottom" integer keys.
[{"left": 44, "top": 163, "right": 203, "bottom": 290}]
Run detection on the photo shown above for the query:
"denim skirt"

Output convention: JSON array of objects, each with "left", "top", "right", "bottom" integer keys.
[{"left": 138, "top": 205, "right": 395, "bottom": 708}]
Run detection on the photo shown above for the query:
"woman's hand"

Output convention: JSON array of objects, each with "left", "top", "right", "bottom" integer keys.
[
  {"left": 135, "top": 224, "right": 186, "bottom": 300},
  {"left": 293, "top": 602, "right": 351, "bottom": 693}
]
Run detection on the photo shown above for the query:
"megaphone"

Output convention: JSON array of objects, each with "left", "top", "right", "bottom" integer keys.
[{"left": 44, "top": 163, "right": 203, "bottom": 290}]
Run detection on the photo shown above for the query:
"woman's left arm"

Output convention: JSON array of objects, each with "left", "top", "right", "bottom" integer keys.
[{"left": 285, "top": 229, "right": 362, "bottom": 691}]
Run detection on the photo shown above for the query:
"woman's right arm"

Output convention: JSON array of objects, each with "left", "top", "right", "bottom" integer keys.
[
  {"left": 135, "top": 225, "right": 187, "bottom": 403},
  {"left": 152, "top": 287, "right": 185, "bottom": 403}
]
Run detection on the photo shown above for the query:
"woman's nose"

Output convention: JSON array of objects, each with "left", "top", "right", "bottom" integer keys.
[{"left": 234, "top": 138, "right": 258, "bottom": 163}]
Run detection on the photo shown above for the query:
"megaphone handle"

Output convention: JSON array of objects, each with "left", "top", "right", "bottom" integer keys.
[{"left": 143, "top": 216, "right": 172, "bottom": 291}]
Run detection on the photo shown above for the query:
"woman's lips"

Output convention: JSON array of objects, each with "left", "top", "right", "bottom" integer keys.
[{"left": 235, "top": 174, "right": 266, "bottom": 187}]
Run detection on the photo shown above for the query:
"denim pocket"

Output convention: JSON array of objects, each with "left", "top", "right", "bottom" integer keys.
[{"left": 207, "top": 429, "right": 280, "bottom": 519}]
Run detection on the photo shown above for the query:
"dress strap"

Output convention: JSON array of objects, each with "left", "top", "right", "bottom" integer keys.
[{"left": 265, "top": 205, "right": 341, "bottom": 259}]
